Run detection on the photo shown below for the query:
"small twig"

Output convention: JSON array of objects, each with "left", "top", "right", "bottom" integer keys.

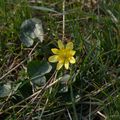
[
  {"left": 28, "top": 41, "right": 40, "bottom": 61},
  {"left": 66, "top": 108, "right": 73, "bottom": 120},
  {"left": 0, "top": 42, "right": 40, "bottom": 81},
  {"left": 0, "top": 71, "right": 61, "bottom": 116},
  {"left": 13, "top": 71, "right": 56, "bottom": 119},
  {"left": 38, "top": 71, "right": 58, "bottom": 119},
  {"left": 97, "top": 111, "right": 107, "bottom": 120},
  {"left": 38, "top": 96, "right": 49, "bottom": 119},
  {"left": 36, "top": 108, "right": 65, "bottom": 118},
  {"left": 30, "top": 71, "right": 56, "bottom": 103},
  {"left": 0, "top": 59, "right": 26, "bottom": 81},
  {"left": 62, "top": 0, "right": 65, "bottom": 41},
  {"left": 26, "top": 71, "right": 57, "bottom": 120}
]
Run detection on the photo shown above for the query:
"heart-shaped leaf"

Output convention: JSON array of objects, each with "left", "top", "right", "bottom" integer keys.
[
  {"left": 27, "top": 60, "right": 52, "bottom": 86},
  {"left": 20, "top": 18, "right": 44, "bottom": 47},
  {"left": 0, "top": 83, "right": 11, "bottom": 98}
]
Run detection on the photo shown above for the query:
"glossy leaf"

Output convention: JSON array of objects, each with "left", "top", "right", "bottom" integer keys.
[
  {"left": 27, "top": 60, "right": 52, "bottom": 86},
  {"left": 20, "top": 18, "right": 44, "bottom": 47},
  {"left": 0, "top": 83, "right": 11, "bottom": 98},
  {"left": 32, "top": 76, "right": 46, "bottom": 86}
]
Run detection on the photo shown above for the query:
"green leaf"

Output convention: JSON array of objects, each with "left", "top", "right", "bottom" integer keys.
[
  {"left": 18, "top": 81, "right": 32, "bottom": 98},
  {"left": 0, "top": 83, "right": 11, "bottom": 98},
  {"left": 27, "top": 60, "right": 52, "bottom": 86},
  {"left": 28, "top": 60, "right": 52, "bottom": 77},
  {"left": 30, "top": 6, "right": 59, "bottom": 13},
  {"left": 59, "top": 74, "right": 70, "bottom": 93},
  {"left": 60, "top": 74, "right": 70, "bottom": 83},
  {"left": 32, "top": 76, "right": 46, "bottom": 86},
  {"left": 20, "top": 18, "right": 44, "bottom": 47}
]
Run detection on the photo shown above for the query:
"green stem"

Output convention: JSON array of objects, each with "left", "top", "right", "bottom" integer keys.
[{"left": 70, "top": 82, "right": 78, "bottom": 120}]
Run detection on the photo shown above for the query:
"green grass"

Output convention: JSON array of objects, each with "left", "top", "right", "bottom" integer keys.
[{"left": 0, "top": 0, "right": 120, "bottom": 120}]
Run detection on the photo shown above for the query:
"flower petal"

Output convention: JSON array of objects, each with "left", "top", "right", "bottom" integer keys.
[
  {"left": 66, "top": 42, "right": 73, "bottom": 49},
  {"left": 57, "top": 62, "right": 63, "bottom": 70},
  {"left": 70, "top": 50, "right": 76, "bottom": 56},
  {"left": 48, "top": 55, "right": 58, "bottom": 62},
  {"left": 51, "top": 48, "right": 59, "bottom": 54},
  {"left": 64, "top": 60, "right": 69, "bottom": 69},
  {"left": 58, "top": 40, "right": 64, "bottom": 49},
  {"left": 69, "top": 57, "right": 76, "bottom": 64}
]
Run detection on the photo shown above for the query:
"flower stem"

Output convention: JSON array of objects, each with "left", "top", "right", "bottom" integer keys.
[{"left": 70, "top": 78, "right": 78, "bottom": 120}]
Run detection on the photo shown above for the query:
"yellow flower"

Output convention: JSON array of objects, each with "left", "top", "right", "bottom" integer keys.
[{"left": 48, "top": 40, "right": 76, "bottom": 70}]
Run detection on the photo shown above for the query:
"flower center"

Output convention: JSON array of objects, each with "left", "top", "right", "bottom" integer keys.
[{"left": 58, "top": 49, "right": 71, "bottom": 62}]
